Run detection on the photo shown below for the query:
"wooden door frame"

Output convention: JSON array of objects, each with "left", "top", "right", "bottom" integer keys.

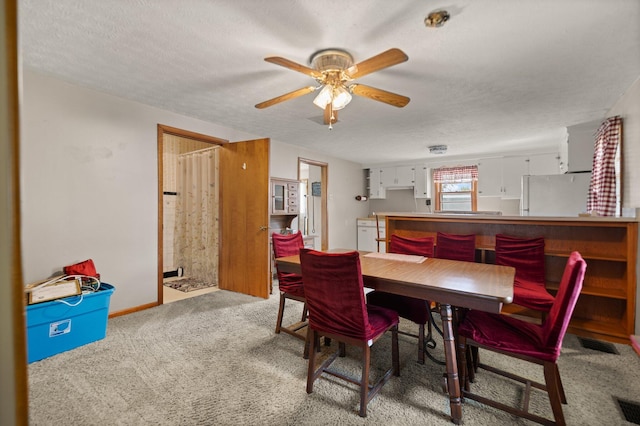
[
  {"left": 4, "top": 0, "right": 28, "bottom": 422},
  {"left": 157, "top": 124, "right": 228, "bottom": 304},
  {"left": 298, "top": 157, "right": 328, "bottom": 250}
]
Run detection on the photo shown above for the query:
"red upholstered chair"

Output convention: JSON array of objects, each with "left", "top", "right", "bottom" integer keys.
[
  {"left": 458, "top": 251, "right": 586, "bottom": 426},
  {"left": 367, "top": 234, "right": 434, "bottom": 364},
  {"left": 389, "top": 234, "right": 435, "bottom": 256},
  {"left": 272, "top": 232, "right": 308, "bottom": 345},
  {"left": 495, "top": 234, "right": 554, "bottom": 312},
  {"left": 430, "top": 232, "right": 478, "bottom": 366},
  {"left": 435, "top": 232, "right": 476, "bottom": 262},
  {"left": 300, "top": 249, "right": 399, "bottom": 418}
]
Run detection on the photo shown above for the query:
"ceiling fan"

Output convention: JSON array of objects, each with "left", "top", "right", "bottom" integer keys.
[{"left": 255, "top": 48, "right": 410, "bottom": 128}]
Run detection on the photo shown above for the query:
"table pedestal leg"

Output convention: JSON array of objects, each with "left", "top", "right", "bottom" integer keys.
[{"left": 440, "top": 303, "right": 462, "bottom": 424}]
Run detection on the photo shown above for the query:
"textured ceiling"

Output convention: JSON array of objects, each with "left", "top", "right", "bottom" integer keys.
[{"left": 19, "top": 0, "right": 640, "bottom": 165}]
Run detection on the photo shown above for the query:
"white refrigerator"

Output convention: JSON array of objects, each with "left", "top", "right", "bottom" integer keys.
[{"left": 520, "top": 173, "right": 591, "bottom": 216}]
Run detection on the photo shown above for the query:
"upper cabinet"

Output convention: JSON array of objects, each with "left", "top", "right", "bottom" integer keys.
[
  {"left": 380, "top": 165, "right": 415, "bottom": 188},
  {"left": 478, "top": 154, "right": 559, "bottom": 198},
  {"left": 477, "top": 157, "right": 515, "bottom": 198},
  {"left": 367, "top": 168, "right": 386, "bottom": 199},
  {"left": 528, "top": 152, "right": 560, "bottom": 175},
  {"left": 271, "top": 178, "right": 299, "bottom": 215},
  {"left": 413, "top": 165, "right": 431, "bottom": 199},
  {"left": 560, "top": 120, "right": 600, "bottom": 173},
  {"left": 368, "top": 165, "right": 416, "bottom": 199}
]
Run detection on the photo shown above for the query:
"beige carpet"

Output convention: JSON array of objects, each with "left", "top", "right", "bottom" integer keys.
[{"left": 28, "top": 289, "right": 639, "bottom": 425}]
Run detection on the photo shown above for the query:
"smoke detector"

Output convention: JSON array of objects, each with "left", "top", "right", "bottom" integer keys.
[{"left": 428, "top": 145, "right": 448, "bottom": 154}]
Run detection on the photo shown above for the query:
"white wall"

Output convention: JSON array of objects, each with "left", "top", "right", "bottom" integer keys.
[
  {"left": 21, "top": 70, "right": 367, "bottom": 312},
  {"left": 606, "top": 76, "right": 640, "bottom": 334},
  {"left": 270, "top": 140, "right": 369, "bottom": 250}
]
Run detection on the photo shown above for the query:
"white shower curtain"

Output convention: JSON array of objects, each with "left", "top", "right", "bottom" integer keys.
[{"left": 174, "top": 146, "right": 219, "bottom": 285}]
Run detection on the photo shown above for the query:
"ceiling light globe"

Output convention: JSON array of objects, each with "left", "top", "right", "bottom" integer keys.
[
  {"left": 332, "top": 86, "right": 352, "bottom": 110},
  {"left": 313, "top": 85, "right": 333, "bottom": 109}
]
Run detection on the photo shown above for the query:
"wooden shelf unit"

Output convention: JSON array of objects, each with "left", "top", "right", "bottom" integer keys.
[{"left": 385, "top": 214, "right": 638, "bottom": 344}]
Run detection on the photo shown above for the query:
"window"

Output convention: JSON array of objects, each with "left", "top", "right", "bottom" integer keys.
[{"left": 433, "top": 166, "right": 478, "bottom": 212}]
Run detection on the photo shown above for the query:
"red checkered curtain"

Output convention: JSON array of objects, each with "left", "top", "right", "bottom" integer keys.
[
  {"left": 587, "top": 116, "right": 622, "bottom": 216},
  {"left": 432, "top": 165, "right": 478, "bottom": 183}
]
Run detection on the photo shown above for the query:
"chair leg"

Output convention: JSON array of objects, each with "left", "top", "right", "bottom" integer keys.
[
  {"left": 301, "top": 303, "right": 308, "bottom": 322},
  {"left": 553, "top": 363, "right": 567, "bottom": 404},
  {"left": 544, "top": 361, "right": 566, "bottom": 426},
  {"left": 339, "top": 342, "right": 346, "bottom": 357},
  {"left": 466, "top": 345, "right": 476, "bottom": 384},
  {"left": 471, "top": 346, "right": 480, "bottom": 372},
  {"left": 275, "top": 294, "right": 286, "bottom": 334},
  {"left": 458, "top": 336, "right": 469, "bottom": 392},
  {"left": 359, "top": 346, "right": 371, "bottom": 417},
  {"left": 306, "top": 330, "right": 318, "bottom": 394},
  {"left": 392, "top": 326, "right": 400, "bottom": 376},
  {"left": 303, "top": 327, "right": 311, "bottom": 359}
]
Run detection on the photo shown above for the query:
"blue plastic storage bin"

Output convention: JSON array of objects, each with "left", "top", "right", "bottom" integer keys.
[{"left": 26, "top": 283, "right": 115, "bottom": 363}]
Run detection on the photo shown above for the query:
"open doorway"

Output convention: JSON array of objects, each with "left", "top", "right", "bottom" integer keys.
[
  {"left": 298, "top": 158, "right": 328, "bottom": 250},
  {"left": 157, "top": 125, "right": 228, "bottom": 304}
]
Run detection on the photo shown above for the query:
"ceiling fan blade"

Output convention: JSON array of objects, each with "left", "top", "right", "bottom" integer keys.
[
  {"left": 324, "top": 106, "right": 337, "bottom": 125},
  {"left": 346, "top": 48, "right": 408, "bottom": 79},
  {"left": 255, "top": 86, "right": 316, "bottom": 109},
  {"left": 264, "top": 57, "right": 323, "bottom": 79},
  {"left": 350, "top": 84, "right": 410, "bottom": 108}
]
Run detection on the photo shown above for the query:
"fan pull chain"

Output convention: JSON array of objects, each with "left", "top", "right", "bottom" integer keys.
[{"left": 328, "top": 103, "right": 334, "bottom": 130}]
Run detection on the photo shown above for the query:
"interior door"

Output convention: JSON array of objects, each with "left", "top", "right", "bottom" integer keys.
[{"left": 219, "top": 138, "right": 270, "bottom": 298}]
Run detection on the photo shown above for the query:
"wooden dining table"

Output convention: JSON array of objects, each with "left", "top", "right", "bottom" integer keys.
[{"left": 276, "top": 250, "right": 515, "bottom": 425}]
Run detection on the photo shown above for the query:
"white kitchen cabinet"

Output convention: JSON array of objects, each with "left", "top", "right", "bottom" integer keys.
[
  {"left": 477, "top": 158, "right": 503, "bottom": 197},
  {"left": 477, "top": 156, "right": 528, "bottom": 199},
  {"left": 395, "top": 165, "right": 415, "bottom": 187},
  {"left": 367, "top": 168, "right": 385, "bottom": 199},
  {"left": 501, "top": 156, "right": 529, "bottom": 198},
  {"left": 380, "top": 165, "right": 415, "bottom": 188},
  {"left": 357, "top": 219, "right": 386, "bottom": 253},
  {"left": 560, "top": 120, "right": 599, "bottom": 173},
  {"left": 271, "top": 178, "right": 299, "bottom": 214},
  {"left": 528, "top": 152, "right": 560, "bottom": 175},
  {"left": 413, "top": 165, "right": 431, "bottom": 198}
]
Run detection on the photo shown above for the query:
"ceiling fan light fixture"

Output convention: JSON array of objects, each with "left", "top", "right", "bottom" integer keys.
[
  {"left": 313, "top": 84, "right": 352, "bottom": 110},
  {"left": 309, "top": 49, "right": 354, "bottom": 71},
  {"left": 312, "top": 84, "right": 333, "bottom": 109},
  {"left": 331, "top": 85, "right": 352, "bottom": 110},
  {"left": 257, "top": 47, "right": 410, "bottom": 126}
]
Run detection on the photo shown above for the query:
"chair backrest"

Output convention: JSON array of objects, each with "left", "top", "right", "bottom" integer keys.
[
  {"left": 272, "top": 231, "right": 304, "bottom": 258},
  {"left": 389, "top": 234, "right": 434, "bottom": 257},
  {"left": 435, "top": 232, "right": 476, "bottom": 262},
  {"left": 272, "top": 232, "right": 304, "bottom": 287},
  {"left": 542, "top": 251, "right": 586, "bottom": 358},
  {"left": 495, "top": 234, "right": 545, "bottom": 284},
  {"left": 299, "top": 249, "right": 374, "bottom": 341}
]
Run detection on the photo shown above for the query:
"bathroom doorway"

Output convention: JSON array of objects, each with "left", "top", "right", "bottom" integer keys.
[{"left": 158, "top": 125, "right": 228, "bottom": 304}]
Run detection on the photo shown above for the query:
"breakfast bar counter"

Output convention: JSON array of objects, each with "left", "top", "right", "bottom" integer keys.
[{"left": 381, "top": 213, "right": 638, "bottom": 344}]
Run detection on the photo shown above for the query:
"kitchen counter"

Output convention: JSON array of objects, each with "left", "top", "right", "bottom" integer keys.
[
  {"left": 383, "top": 213, "right": 638, "bottom": 344},
  {"left": 378, "top": 212, "right": 638, "bottom": 223}
]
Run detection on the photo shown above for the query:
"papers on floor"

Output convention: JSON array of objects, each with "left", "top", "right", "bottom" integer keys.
[{"left": 364, "top": 252, "right": 426, "bottom": 263}]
